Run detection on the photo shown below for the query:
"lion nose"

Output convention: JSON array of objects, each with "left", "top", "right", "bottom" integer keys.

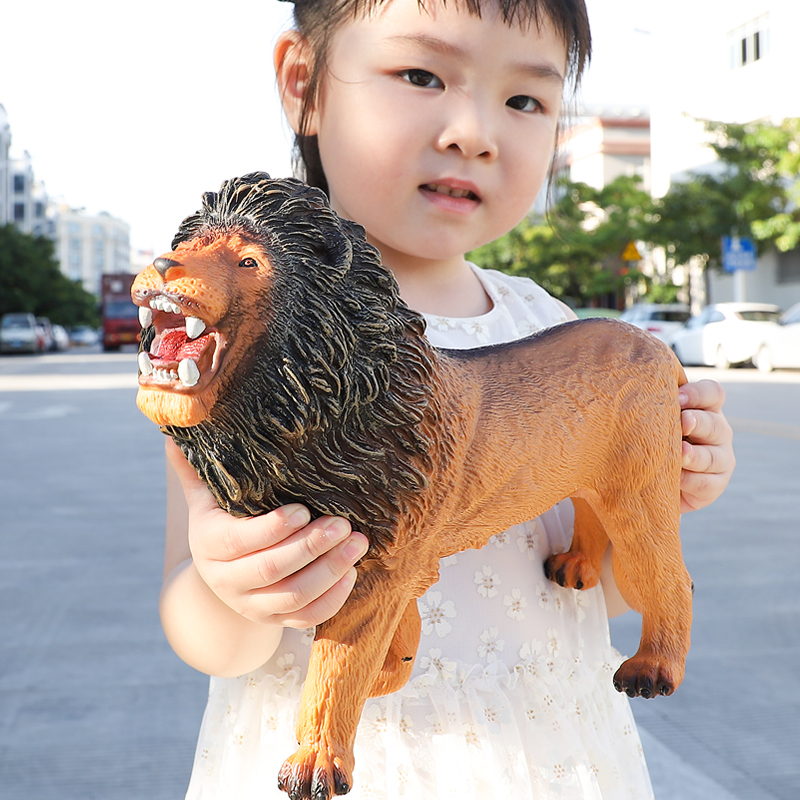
[{"left": 153, "top": 257, "right": 181, "bottom": 278}]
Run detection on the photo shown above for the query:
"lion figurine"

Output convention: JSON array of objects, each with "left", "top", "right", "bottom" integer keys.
[{"left": 132, "top": 173, "right": 693, "bottom": 800}]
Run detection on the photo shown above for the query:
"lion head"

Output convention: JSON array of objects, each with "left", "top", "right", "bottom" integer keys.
[{"left": 132, "top": 173, "right": 436, "bottom": 546}]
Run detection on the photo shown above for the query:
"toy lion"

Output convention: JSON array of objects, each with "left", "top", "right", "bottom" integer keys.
[{"left": 132, "top": 173, "right": 693, "bottom": 800}]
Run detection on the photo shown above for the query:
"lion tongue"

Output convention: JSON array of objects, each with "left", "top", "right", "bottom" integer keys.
[{"left": 152, "top": 328, "right": 209, "bottom": 363}]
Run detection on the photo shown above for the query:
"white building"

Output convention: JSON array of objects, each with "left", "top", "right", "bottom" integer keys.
[
  {"left": 52, "top": 206, "right": 132, "bottom": 295},
  {"left": 561, "top": 108, "right": 651, "bottom": 193},
  {"left": 0, "top": 105, "right": 10, "bottom": 226},
  {"left": 10, "top": 151, "right": 52, "bottom": 238},
  {"left": 648, "top": 0, "right": 800, "bottom": 309}
]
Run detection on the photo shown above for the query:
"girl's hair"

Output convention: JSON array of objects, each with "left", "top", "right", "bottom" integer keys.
[{"left": 283, "top": 0, "right": 591, "bottom": 196}]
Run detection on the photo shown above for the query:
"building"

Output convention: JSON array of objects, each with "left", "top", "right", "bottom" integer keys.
[
  {"left": 559, "top": 108, "right": 651, "bottom": 193},
  {"left": 648, "top": 0, "right": 800, "bottom": 309},
  {"left": 52, "top": 206, "right": 132, "bottom": 295},
  {"left": 10, "top": 151, "right": 52, "bottom": 238},
  {"left": 0, "top": 103, "right": 132, "bottom": 294},
  {"left": 0, "top": 104, "right": 11, "bottom": 227}
]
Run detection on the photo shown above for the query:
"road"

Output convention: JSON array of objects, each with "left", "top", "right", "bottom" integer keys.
[{"left": 0, "top": 349, "right": 798, "bottom": 800}]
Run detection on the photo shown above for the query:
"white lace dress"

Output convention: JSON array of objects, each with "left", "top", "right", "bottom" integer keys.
[{"left": 184, "top": 266, "right": 655, "bottom": 800}]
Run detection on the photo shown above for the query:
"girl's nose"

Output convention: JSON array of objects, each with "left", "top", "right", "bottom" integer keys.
[{"left": 435, "top": 100, "right": 499, "bottom": 161}]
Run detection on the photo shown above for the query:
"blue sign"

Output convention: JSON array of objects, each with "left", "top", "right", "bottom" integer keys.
[{"left": 721, "top": 236, "right": 757, "bottom": 272}]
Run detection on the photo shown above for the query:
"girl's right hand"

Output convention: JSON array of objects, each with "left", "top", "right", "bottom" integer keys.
[{"left": 166, "top": 439, "right": 370, "bottom": 630}]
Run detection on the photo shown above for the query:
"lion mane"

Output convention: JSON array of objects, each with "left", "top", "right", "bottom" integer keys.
[{"left": 150, "top": 173, "right": 438, "bottom": 552}]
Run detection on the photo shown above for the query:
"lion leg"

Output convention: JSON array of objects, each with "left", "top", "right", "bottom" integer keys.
[
  {"left": 277, "top": 575, "right": 412, "bottom": 800},
  {"left": 369, "top": 599, "right": 421, "bottom": 697},
  {"left": 544, "top": 496, "right": 609, "bottom": 590},
  {"left": 600, "top": 487, "right": 693, "bottom": 699}
]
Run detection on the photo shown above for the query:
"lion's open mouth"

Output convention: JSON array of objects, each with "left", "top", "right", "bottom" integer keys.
[{"left": 136, "top": 295, "right": 224, "bottom": 391}]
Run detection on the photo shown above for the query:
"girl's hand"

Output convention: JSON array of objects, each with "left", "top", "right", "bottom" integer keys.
[
  {"left": 166, "top": 439, "right": 370, "bottom": 629},
  {"left": 678, "top": 379, "right": 735, "bottom": 513}
]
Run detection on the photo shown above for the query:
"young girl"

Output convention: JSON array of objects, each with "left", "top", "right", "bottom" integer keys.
[{"left": 160, "top": 0, "right": 735, "bottom": 797}]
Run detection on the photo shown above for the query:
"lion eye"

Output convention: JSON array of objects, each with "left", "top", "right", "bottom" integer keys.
[{"left": 238, "top": 257, "right": 258, "bottom": 269}]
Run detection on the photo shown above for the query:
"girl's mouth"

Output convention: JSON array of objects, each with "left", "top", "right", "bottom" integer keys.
[{"left": 421, "top": 182, "right": 480, "bottom": 202}]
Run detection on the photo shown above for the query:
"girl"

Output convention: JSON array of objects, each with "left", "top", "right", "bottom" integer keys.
[{"left": 161, "top": 0, "right": 735, "bottom": 797}]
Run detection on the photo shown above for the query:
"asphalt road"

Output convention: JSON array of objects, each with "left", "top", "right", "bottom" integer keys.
[{"left": 1, "top": 348, "right": 798, "bottom": 800}]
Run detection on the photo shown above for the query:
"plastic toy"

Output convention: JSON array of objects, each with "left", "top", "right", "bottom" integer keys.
[{"left": 132, "top": 173, "right": 693, "bottom": 800}]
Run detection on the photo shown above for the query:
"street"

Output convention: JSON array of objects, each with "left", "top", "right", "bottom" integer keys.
[{"left": 1, "top": 349, "right": 798, "bottom": 800}]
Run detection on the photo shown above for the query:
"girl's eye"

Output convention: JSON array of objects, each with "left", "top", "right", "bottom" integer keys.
[
  {"left": 238, "top": 257, "right": 258, "bottom": 268},
  {"left": 507, "top": 95, "right": 543, "bottom": 113},
  {"left": 399, "top": 69, "right": 443, "bottom": 89}
]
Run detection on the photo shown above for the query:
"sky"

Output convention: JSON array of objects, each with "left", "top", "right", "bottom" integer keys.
[{"left": 1, "top": 0, "right": 653, "bottom": 255}]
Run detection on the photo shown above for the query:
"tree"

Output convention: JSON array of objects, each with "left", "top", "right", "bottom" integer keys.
[
  {"left": 470, "top": 175, "right": 659, "bottom": 307},
  {"left": 0, "top": 224, "right": 99, "bottom": 327},
  {"left": 655, "top": 117, "right": 800, "bottom": 268}
]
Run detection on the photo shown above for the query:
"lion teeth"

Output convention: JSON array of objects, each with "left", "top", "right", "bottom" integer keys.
[
  {"left": 178, "top": 358, "right": 200, "bottom": 387},
  {"left": 139, "top": 306, "right": 153, "bottom": 328},
  {"left": 185, "top": 316, "right": 206, "bottom": 339},
  {"left": 152, "top": 368, "right": 178, "bottom": 382},
  {"left": 138, "top": 351, "right": 153, "bottom": 376},
  {"left": 149, "top": 296, "right": 182, "bottom": 315}
]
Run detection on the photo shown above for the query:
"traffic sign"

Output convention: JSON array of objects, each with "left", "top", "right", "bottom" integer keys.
[
  {"left": 721, "top": 236, "right": 757, "bottom": 272},
  {"left": 621, "top": 241, "right": 642, "bottom": 261}
]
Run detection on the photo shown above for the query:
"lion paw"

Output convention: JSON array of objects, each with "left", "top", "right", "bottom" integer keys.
[
  {"left": 278, "top": 746, "right": 353, "bottom": 800},
  {"left": 613, "top": 654, "right": 682, "bottom": 699},
  {"left": 544, "top": 552, "right": 600, "bottom": 591}
]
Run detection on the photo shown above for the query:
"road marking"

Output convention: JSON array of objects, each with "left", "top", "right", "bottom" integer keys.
[
  {"left": 0, "top": 402, "right": 77, "bottom": 420},
  {"left": 729, "top": 417, "right": 800, "bottom": 441},
  {"left": 0, "top": 374, "right": 138, "bottom": 391}
]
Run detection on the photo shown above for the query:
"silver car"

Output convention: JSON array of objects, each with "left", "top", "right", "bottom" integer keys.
[
  {"left": 753, "top": 302, "right": 800, "bottom": 372},
  {"left": 670, "top": 302, "right": 782, "bottom": 368},
  {"left": 0, "top": 312, "right": 41, "bottom": 354}
]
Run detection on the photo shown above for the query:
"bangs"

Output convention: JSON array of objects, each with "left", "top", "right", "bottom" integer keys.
[{"left": 298, "top": 0, "right": 591, "bottom": 86}]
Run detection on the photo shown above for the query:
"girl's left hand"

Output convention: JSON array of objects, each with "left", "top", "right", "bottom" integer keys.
[{"left": 678, "top": 379, "right": 735, "bottom": 513}]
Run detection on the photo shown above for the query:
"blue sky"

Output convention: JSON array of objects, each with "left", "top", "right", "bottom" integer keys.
[{"left": 1, "top": 0, "right": 653, "bottom": 253}]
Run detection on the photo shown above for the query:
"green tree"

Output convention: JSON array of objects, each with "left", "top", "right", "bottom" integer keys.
[
  {"left": 655, "top": 117, "right": 800, "bottom": 268},
  {"left": 0, "top": 224, "right": 99, "bottom": 327},
  {"left": 470, "top": 175, "right": 658, "bottom": 306}
]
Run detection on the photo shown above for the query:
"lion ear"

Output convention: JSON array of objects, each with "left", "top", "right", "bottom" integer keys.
[{"left": 274, "top": 30, "right": 317, "bottom": 136}]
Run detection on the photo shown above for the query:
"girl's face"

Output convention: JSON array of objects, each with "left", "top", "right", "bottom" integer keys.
[{"left": 290, "top": 0, "right": 568, "bottom": 273}]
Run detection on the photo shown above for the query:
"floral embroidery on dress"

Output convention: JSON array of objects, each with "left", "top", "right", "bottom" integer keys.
[
  {"left": 489, "top": 530, "right": 509, "bottom": 548},
  {"left": 431, "top": 316, "right": 453, "bottom": 331},
  {"left": 418, "top": 590, "right": 456, "bottom": 637},
  {"left": 504, "top": 588, "right": 527, "bottom": 621},
  {"left": 461, "top": 320, "right": 490, "bottom": 342},
  {"left": 474, "top": 565, "right": 501, "bottom": 597},
  {"left": 418, "top": 647, "right": 457, "bottom": 679},
  {"left": 478, "top": 627, "right": 504, "bottom": 662}
]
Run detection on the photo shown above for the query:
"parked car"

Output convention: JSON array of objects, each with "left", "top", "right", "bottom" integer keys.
[
  {"left": 51, "top": 324, "right": 71, "bottom": 351},
  {"left": 0, "top": 312, "right": 41, "bottom": 354},
  {"left": 69, "top": 326, "right": 100, "bottom": 347},
  {"left": 36, "top": 317, "right": 56, "bottom": 352},
  {"left": 669, "top": 302, "right": 782, "bottom": 368},
  {"left": 618, "top": 303, "right": 691, "bottom": 343},
  {"left": 753, "top": 302, "right": 800, "bottom": 372}
]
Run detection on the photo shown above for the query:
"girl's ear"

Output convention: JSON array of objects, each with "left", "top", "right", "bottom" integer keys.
[{"left": 274, "top": 30, "right": 318, "bottom": 136}]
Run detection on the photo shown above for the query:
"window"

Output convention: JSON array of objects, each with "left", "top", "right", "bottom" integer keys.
[
  {"left": 777, "top": 248, "right": 800, "bottom": 284},
  {"left": 13, "top": 203, "right": 24, "bottom": 221},
  {"left": 13, "top": 174, "right": 25, "bottom": 193},
  {"left": 729, "top": 14, "right": 769, "bottom": 68}
]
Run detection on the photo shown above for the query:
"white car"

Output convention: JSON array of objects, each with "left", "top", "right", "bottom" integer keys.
[
  {"left": 669, "top": 302, "right": 782, "bottom": 368},
  {"left": 753, "top": 302, "right": 800, "bottom": 372},
  {"left": 618, "top": 303, "right": 691, "bottom": 343}
]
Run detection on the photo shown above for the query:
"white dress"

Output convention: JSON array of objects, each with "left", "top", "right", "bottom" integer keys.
[{"left": 184, "top": 266, "right": 654, "bottom": 800}]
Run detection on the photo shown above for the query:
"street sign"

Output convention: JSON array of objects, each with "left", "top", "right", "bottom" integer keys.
[
  {"left": 621, "top": 241, "right": 642, "bottom": 261},
  {"left": 721, "top": 236, "right": 757, "bottom": 272}
]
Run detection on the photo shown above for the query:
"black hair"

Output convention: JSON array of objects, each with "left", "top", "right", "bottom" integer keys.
[{"left": 281, "top": 0, "right": 591, "bottom": 195}]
